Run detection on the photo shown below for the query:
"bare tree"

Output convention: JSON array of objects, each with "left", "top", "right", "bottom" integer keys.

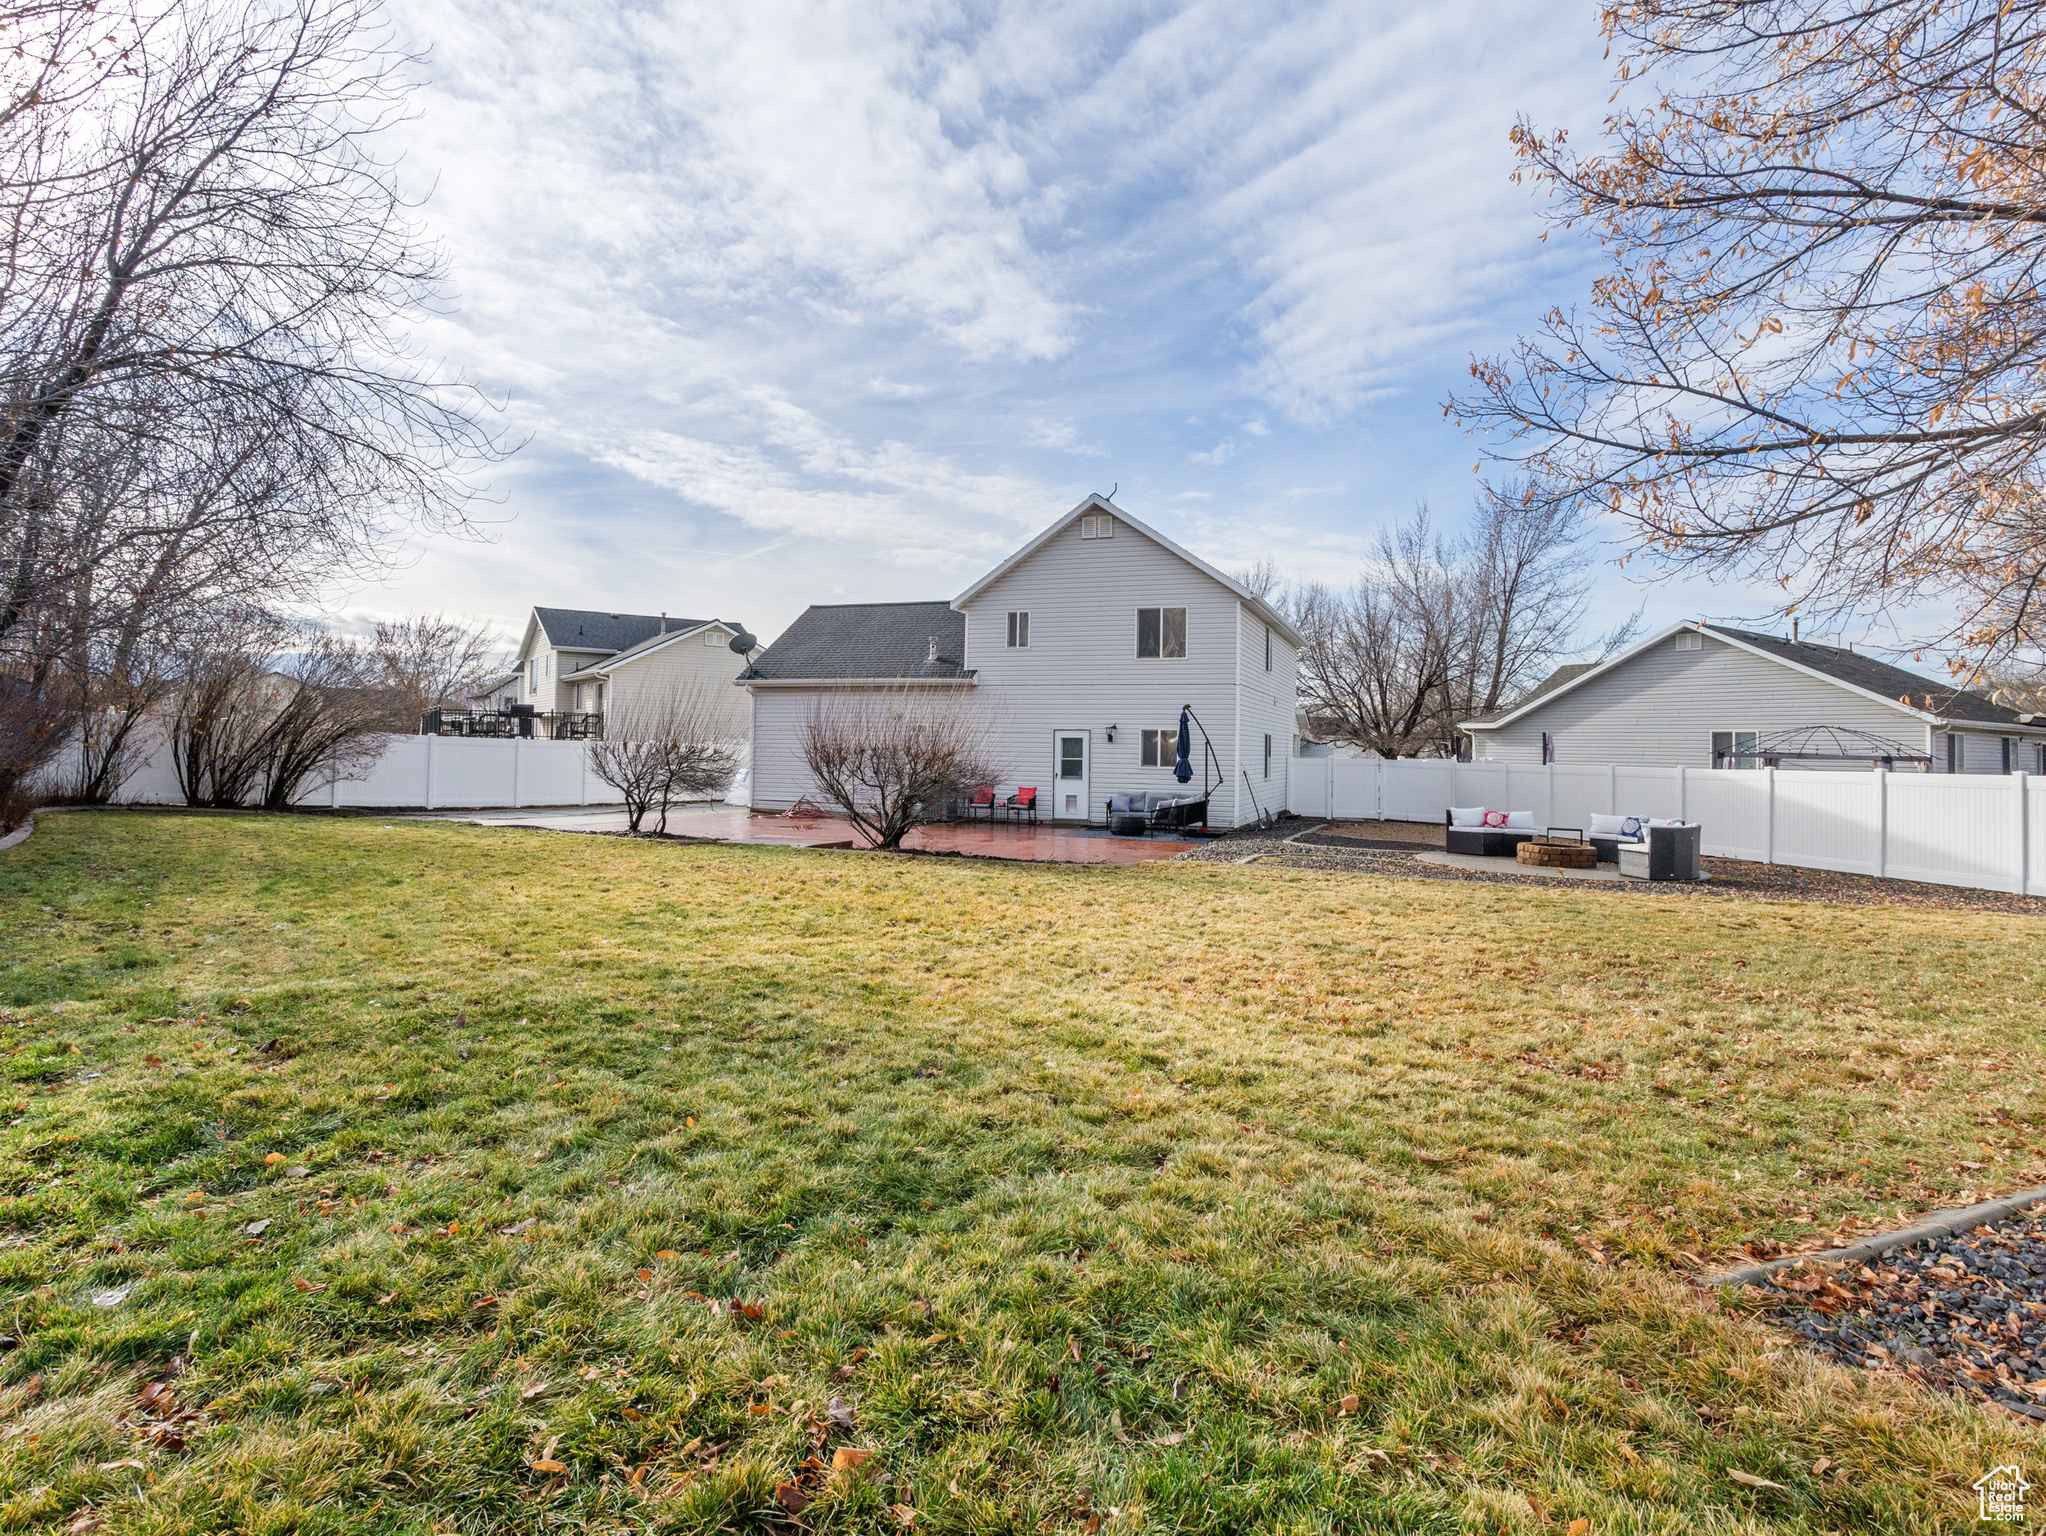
[
  {"left": 371, "top": 613, "right": 499, "bottom": 727},
  {"left": 1232, "top": 558, "right": 1281, "bottom": 600},
  {"left": 1454, "top": 0, "right": 2046, "bottom": 667},
  {"left": 1288, "top": 508, "right": 1462, "bottom": 757},
  {"left": 798, "top": 688, "right": 998, "bottom": 849},
  {"left": 587, "top": 688, "right": 743, "bottom": 835},
  {"left": 0, "top": 0, "right": 507, "bottom": 662}
]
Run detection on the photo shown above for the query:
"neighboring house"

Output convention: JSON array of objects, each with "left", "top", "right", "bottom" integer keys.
[
  {"left": 740, "top": 495, "right": 1303, "bottom": 827},
  {"left": 1462, "top": 621, "right": 2046, "bottom": 772},
  {"left": 469, "top": 669, "right": 522, "bottom": 712},
  {"left": 508, "top": 608, "right": 758, "bottom": 740}
]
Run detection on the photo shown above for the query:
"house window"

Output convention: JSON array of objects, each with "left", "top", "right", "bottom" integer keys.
[
  {"left": 1136, "top": 606, "right": 1186, "bottom": 658},
  {"left": 2037, "top": 743, "right": 2046, "bottom": 775},
  {"left": 1711, "top": 729, "right": 1759, "bottom": 768},
  {"left": 1263, "top": 733, "right": 1272, "bottom": 778},
  {"left": 704, "top": 630, "right": 723, "bottom": 646},
  {"left": 1541, "top": 731, "right": 1554, "bottom": 765},
  {"left": 545, "top": 654, "right": 553, "bottom": 678},
  {"left": 1947, "top": 733, "right": 1965, "bottom": 773},
  {"left": 1264, "top": 626, "right": 1272, "bottom": 671},
  {"left": 1675, "top": 632, "right": 1702, "bottom": 652},
  {"left": 1006, "top": 611, "right": 1030, "bottom": 648},
  {"left": 1080, "top": 513, "right": 1114, "bottom": 539},
  {"left": 1140, "top": 728, "right": 1179, "bottom": 768},
  {"left": 527, "top": 658, "right": 537, "bottom": 694},
  {"left": 595, "top": 683, "right": 605, "bottom": 711},
  {"left": 2002, "top": 737, "right": 2017, "bottom": 774}
]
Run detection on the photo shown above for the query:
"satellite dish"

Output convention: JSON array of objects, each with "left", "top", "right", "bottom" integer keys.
[{"left": 728, "top": 629, "right": 757, "bottom": 654}]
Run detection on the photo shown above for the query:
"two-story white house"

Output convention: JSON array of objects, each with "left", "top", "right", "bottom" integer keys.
[
  {"left": 502, "top": 608, "right": 757, "bottom": 740},
  {"left": 739, "top": 495, "right": 1302, "bottom": 828}
]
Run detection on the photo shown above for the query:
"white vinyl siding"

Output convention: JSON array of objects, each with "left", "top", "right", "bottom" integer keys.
[{"left": 1475, "top": 632, "right": 1935, "bottom": 769}]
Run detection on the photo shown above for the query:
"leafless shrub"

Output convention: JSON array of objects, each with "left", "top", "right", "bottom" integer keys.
[
  {"left": 0, "top": 675, "right": 72, "bottom": 830},
  {"left": 797, "top": 688, "right": 998, "bottom": 850},
  {"left": 165, "top": 612, "right": 392, "bottom": 807},
  {"left": 587, "top": 688, "right": 743, "bottom": 835}
]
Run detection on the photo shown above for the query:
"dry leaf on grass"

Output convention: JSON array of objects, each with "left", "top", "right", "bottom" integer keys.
[
  {"left": 375, "top": 1291, "right": 396, "bottom": 1306},
  {"left": 891, "top": 1505, "right": 916, "bottom": 1527},
  {"left": 472, "top": 1295, "right": 498, "bottom": 1310},
  {"left": 264, "top": 1152, "right": 285, "bottom": 1166},
  {"left": 242, "top": 1219, "right": 270, "bottom": 1237},
  {"left": 1149, "top": 1431, "right": 1184, "bottom": 1447},
  {"left": 1338, "top": 1394, "right": 1359, "bottom": 1415},
  {"left": 1729, "top": 1470, "right": 1787, "bottom": 1490},
  {"left": 292, "top": 1278, "right": 324, "bottom": 1294},
  {"left": 520, "top": 1384, "right": 548, "bottom": 1401},
  {"left": 1567, "top": 1521, "right": 1590, "bottom": 1536},
  {"left": 775, "top": 1480, "right": 810, "bottom": 1513},
  {"left": 529, "top": 1459, "right": 567, "bottom": 1475},
  {"left": 832, "top": 1447, "right": 873, "bottom": 1471},
  {"left": 827, "top": 1395, "right": 855, "bottom": 1430},
  {"left": 621, "top": 1407, "right": 643, "bottom": 1422},
  {"left": 97, "top": 1459, "right": 146, "bottom": 1471},
  {"left": 655, "top": 1249, "right": 680, "bottom": 1260},
  {"left": 67, "top": 1513, "right": 101, "bottom": 1536}
]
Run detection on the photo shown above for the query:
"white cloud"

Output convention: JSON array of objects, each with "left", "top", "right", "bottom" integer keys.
[
  {"left": 867, "top": 377, "right": 930, "bottom": 400},
  {"left": 1190, "top": 440, "right": 1237, "bottom": 466},
  {"left": 1026, "top": 417, "right": 1107, "bottom": 457}
]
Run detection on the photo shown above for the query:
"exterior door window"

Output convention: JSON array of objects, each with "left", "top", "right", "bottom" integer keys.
[
  {"left": 1711, "top": 730, "right": 1758, "bottom": 768},
  {"left": 1006, "top": 611, "right": 1030, "bottom": 648},
  {"left": 1136, "top": 606, "right": 1186, "bottom": 658}
]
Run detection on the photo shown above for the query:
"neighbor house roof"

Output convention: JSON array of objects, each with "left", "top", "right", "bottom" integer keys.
[
  {"left": 740, "top": 602, "right": 969, "bottom": 683},
  {"left": 532, "top": 608, "right": 708, "bottom": 654},
  {"left": 950, "top": 493, "right": 1306, "bottom": 649},
  {"left": 1461, "top": 621, "right": 2046, "bottom": 733},
  {"left": 563, "top": 618, "right": 743, "bottom": 678}
]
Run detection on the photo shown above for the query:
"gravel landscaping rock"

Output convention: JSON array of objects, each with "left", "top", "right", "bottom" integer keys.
[
  {"left": 1179, "top": 817, "right": 2046, "bottom": 914},
  {"left": 1757, "top": 1212, "right": 2046, "bottom": 1419}
]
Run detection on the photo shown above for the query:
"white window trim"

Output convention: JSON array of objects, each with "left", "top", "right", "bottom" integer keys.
[
  {"left": 1006, "top": 610, "right": 1030, "bottom": 648},
  {"left": 1135, "top": 605, "right": 1188, "bottom": 660},
  {"left": 1711, "top": 727, "right": 1759, "bottom": 768}
]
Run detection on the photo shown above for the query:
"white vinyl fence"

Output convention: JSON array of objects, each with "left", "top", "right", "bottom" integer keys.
[
  {"left": 73, "top": 729, "right": 631, "bottom": 809},
  {"left": 1289, "top": 757, "right": 2046, "bottom": 897}
]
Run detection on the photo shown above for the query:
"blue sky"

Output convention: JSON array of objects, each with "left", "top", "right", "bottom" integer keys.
[{"left": 340, "top": 0, "right": 1827, "bottom": 657}]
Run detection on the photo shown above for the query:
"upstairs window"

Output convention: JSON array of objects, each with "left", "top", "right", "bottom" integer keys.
[
  {"left": 1675, "top": 631, "right": 1702, "bottom": 651},
  {"left": 1136, "top": 606, "right": 1186, "bottom": 658},
  {"left": 1264, "top": 625, "right": 1272, "bottom": 671},
  {"left": 527, "top": 658, "right": 538, "bottom": 694},
  {"left": 1006, "top": 611, "right": 1030, "bottom": 648},
  {"left": 704, "top": 630, "right": 723, "bottom": 645},
  {"left": 1140, "top": 727, "right": 1179, "bottom": 767},
  {"left": 1080, "top": 513, "right": 1114, "bottom": 538}
]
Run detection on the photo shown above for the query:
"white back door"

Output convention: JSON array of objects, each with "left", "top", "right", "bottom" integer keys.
[{"left": 1053, "top": 730, "right": 1090, "bottom": 822}]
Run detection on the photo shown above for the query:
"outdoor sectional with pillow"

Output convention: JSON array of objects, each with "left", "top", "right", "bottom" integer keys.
[
  {"left": 1588, "top": 814, "right": 1701, "bottom": 875},
  {"left": 1445, "top": 806, "right": 1537, "bottom": 858}
]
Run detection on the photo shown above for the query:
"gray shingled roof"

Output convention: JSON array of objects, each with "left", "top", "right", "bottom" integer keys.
[
  {"left": 1464, "top": 662, "right": 1597, "bottom": 725},
  {"left": 533, "top": 608, "right": 708, "bottom": 654},
  {"left": 741, "top": 602, "right": 968, "bottom": 681},
  {"left": 1706, "top": 626, "right": 2033, "bottom": 727}
]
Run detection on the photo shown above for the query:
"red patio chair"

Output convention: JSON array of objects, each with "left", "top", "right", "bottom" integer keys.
[
  {"left": 966, "top": 786, "right": 996, "bottom": 822},
  {"left": 1001, "top": 786, "right": 1038, "bottom": 826}
]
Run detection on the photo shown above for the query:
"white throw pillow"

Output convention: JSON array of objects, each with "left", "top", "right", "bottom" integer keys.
[
  {"left": 1504, "top": 811, "right": 1536, "bottom": 830},
  {"left": 1648, "top": 817, "right": 1686, "bottom": 828},
  {"left": 1449, "top": 806, "right": 1487, "bottom": 828},
  {"left": 1588, "top": 813, "right": 1626, "bottom": 836}
]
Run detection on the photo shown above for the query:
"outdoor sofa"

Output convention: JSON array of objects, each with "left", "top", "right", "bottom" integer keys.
[
  {"left": 1444, "top": 807, "right": 1537, "bottom": 858},
  {"left": 1587, "top": 815, "right": 1704, "bottom": 879},
  {"left": 1109, "top": 790, "right": 1209, "bottom": 837}
]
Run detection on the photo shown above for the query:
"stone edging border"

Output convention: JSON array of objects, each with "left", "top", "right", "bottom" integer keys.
[
  {"left": 0, "top": 813, "right": 33, "bottom": 853},
  {"left": 1703, "top": 1185, "right": 2046, "bottom": 1288}
]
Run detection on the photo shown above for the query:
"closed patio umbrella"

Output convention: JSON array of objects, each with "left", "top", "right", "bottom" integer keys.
[{"left": 1174, "top": 707, "right": 1193, "bottom": 784}]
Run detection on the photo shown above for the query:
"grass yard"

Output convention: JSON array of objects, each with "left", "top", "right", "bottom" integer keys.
[{"left": 1, "top": 810, "right": 2042, "bottom": 1534}]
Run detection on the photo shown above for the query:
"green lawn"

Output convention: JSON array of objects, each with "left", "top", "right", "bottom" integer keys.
[{"left": 0, "top": 810, "right": 2039, "bottom": 1534}]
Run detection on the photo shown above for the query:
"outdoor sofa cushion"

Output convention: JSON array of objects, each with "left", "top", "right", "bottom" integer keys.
[
  {"left": 1588, "top": 813, "right": 1627, "bottom": 837},
  {"left": 1504, "top": 811, "right": 1536, "bottom": 830},
  {"left": 1449, "top": 806, "right": 1487, "bottom": 827}
]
